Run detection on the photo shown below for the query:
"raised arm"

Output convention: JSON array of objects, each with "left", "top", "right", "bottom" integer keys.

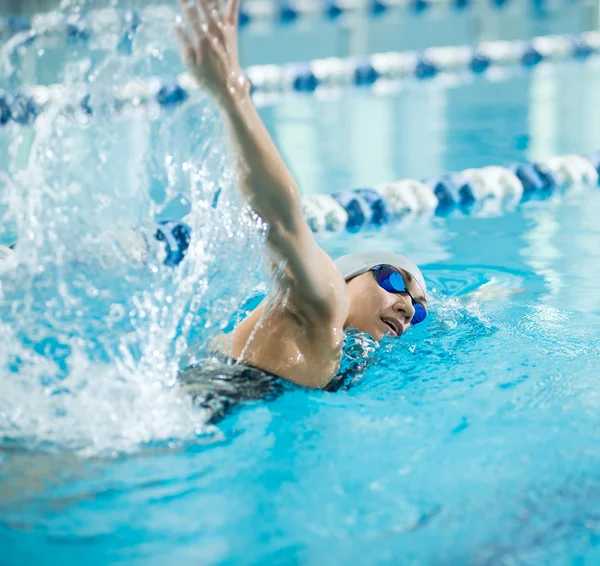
[{"left": 176, "top": 0, "right": 347, "bottom": 325}]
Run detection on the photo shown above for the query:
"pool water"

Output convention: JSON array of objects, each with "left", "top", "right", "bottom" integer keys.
[
  {"left": 2, "top": 26, "right": 600, "bottom": 566},
  {"left": 3, "top": 191, "right": 600, "bottom": 565}
]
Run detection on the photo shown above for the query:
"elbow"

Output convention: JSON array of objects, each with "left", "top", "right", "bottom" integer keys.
[
  {"left": 254, "top": 188, "right": 303, "bottom": 238},
  {"left": 265, "top": 216, "right": 302, "bottom": 249}
]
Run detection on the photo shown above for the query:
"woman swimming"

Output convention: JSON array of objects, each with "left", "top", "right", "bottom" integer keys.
[{"left": 174, "top": 0, "right": 428, "bottom": 389}]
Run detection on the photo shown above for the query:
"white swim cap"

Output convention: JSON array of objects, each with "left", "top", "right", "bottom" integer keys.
[{"left": 335, "top": 251, "right": 427, "bottom": 297}]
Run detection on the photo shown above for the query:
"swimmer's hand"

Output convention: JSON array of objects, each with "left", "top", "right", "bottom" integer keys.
[
  {"left": 176, "top": 0, "right": 249, "bottom": 106},
  {"left": 463, "top": 282, "right": 525, "bottom": 303}
]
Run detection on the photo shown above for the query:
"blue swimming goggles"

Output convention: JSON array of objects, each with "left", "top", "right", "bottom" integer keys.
[{"left": 371, "top": 265, "right": 427, "bottom": 325}]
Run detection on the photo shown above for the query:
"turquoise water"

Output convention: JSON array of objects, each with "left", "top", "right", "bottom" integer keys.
[
  {"left": 3, "top": 193, "right": 600, "bottom": 565},
  {"left": 2, "top": 23, "right": 600, "bottom": 566}
]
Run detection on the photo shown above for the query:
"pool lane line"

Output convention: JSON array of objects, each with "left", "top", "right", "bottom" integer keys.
[
  {"left": 0, "top": 0, "right": 583, "bottom": 44},
  {"left": 301, "top": 155, "right": 600, "bottom": 233},
  {"left": 2, "top": 31, "right": 600, "bottom": 127}
]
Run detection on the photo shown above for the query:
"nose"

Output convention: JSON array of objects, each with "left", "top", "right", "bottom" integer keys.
[{"left": 395, "top": 294, "right": 415, "bottom": 325}]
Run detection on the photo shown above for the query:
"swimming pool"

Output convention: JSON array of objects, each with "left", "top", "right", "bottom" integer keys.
[{"left": 2, "top": 12, "right": 600, "bottom": 566}]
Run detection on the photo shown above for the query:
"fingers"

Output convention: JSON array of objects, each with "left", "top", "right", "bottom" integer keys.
[
  {"left": 179, "top": 0, "right": 223, "bottom": 36},
  {"left": 203, "top": 0, "right": 224, "bottom": 25},
  {"left": 226, "top": 0, "right": 241, "bottom": 26},
  {"left": 193, "top": 0, "right": 210, "bottom": 26},
  {"left": 174, "top": 23, "right": 196, "bottom": 66},
  {"left": 178, "top": 0, "right": 202, "bottom": 33}
]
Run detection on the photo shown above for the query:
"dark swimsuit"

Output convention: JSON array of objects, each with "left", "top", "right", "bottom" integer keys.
[
  {"left": 178, "top": 357, "right": 290, "bottom": 423},
  {"left": 178, "top": 356, "right": 352, "bottom": 422}
]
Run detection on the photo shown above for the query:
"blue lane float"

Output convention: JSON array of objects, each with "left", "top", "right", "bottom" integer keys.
[
  {"left": 245, "top": 34, "right": 600, "bottom": 94},
  {"left": 1, "top": 153, "right": 598, "bottom": 267},
  {"left": 302, "top": 155, "right": 600, "bottom": 233},
  {"left": 1, "top": 0, "right": 575, "bottom": 43},
  {"left": 3, "top": 31, "right": 600, "bottom": 127},
  {"left": 116, "top": 149, "right": 600, "bottom": 263},
  {"left": 154, "top": 220, "right": 191, "bottom": 267},
  {"left": 156, "top": 81, "right": 189, "bottom": 106}
]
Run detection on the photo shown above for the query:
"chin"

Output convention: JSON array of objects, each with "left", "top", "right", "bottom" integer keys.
[
  {"left": 371, "top": 329, "right": 386, "bottom": 342},
  {"left": 350, "top": 324, "right": 381, "bottom": 341}
]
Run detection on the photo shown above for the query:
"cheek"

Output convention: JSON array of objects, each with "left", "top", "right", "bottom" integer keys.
[
  {"left": 360, "top": 289, "right": 392, "bottom": 332},
  {"left": 360, "top": 284, "right": 385, "bottom": 313},
  {"left": 374, "top": 286, "right": 395, "bottom": 312},
  {"left": 348, "top": 276, "right": 393, "bottom": 328}
]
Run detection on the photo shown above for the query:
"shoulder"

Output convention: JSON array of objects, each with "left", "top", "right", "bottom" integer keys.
[{"left": 285, "top": 245, "right": 349, "bottom": 330}]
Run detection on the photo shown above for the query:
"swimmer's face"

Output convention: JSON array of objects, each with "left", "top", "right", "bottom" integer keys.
[{"left": 344, "top": 267, "right": 426, "bottom": 341}]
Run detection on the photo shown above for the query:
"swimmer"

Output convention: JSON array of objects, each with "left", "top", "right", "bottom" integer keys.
[
  {"left": 174, "top": 0, "right": 428, "bottom": 389},
  {"left": 0, "top": 0, "right": 428, "bottom": 395}
]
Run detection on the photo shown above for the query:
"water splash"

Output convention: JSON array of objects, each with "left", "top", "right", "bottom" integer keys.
[{"left": 0, "top": 9, "right": 267, "bottom": 455}]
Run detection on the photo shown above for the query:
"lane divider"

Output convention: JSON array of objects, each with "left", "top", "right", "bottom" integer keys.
[
  {"left": 2, "top": 153, "right": 598, "bottom": 267},
  {"left": 245, "top": 33, "right": 600, "bottom": 92},
  {"left": 302, "top": 154, "right": 600, "bottom": 232},
  {"left": 1, "top": 31, "right": 600, "bottom": 126},
  {"left": 1, "top": 0, "right": 585, "bottom": 44}
]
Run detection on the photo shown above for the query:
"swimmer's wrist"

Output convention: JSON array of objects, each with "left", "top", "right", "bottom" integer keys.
[{"left": 215, "top": 72, "right": 252, "bottom": 112}]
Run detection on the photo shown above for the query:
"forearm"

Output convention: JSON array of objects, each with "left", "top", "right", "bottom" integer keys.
[
  {"left": 175, "top": 0, "right": 304, "bottom": 236},
  {"left": 219, "top": 90, "right": 303, "bottom": 234},
  {"left": 176, "top": 0, "right": 347, "bottom": 326}
]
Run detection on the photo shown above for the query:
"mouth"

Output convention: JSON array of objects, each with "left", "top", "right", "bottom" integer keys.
[{"left": 381, "top": 317, "right": 400, "bottom": 337}]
